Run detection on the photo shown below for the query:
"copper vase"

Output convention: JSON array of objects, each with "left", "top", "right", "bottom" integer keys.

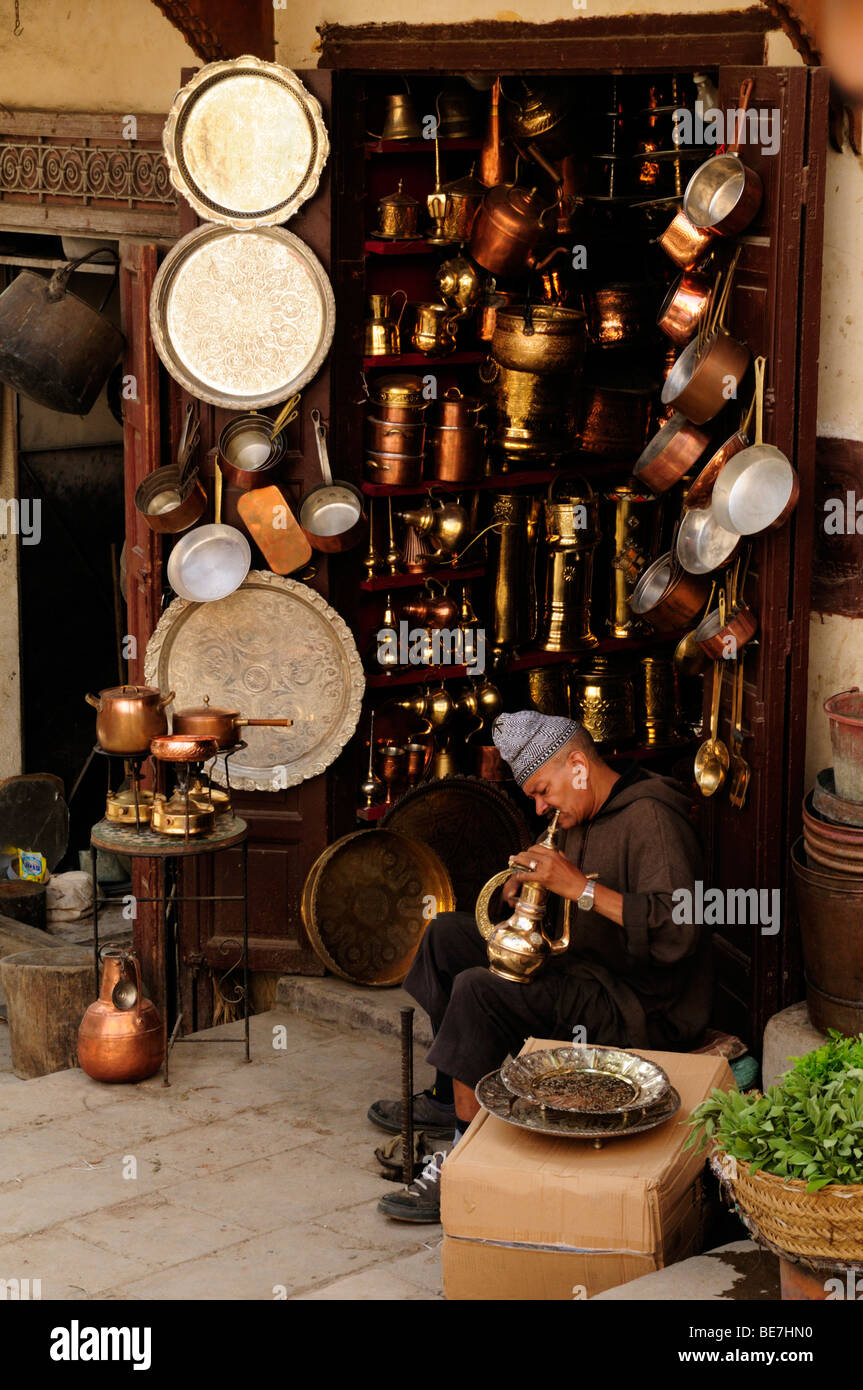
[{"left": 78, "top": 948, "right": 164, "bottom": 1083}]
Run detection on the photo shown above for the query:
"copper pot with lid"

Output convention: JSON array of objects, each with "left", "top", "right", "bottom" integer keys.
[
  {"left": 172, "top": 697, "right": 293, "bottom": 750},
  {"left": 86, "top": 684, "right": 175, "bottom": 755}
]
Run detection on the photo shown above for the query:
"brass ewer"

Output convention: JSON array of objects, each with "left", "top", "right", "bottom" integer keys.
[{"left": 475, "top": 810, "right": 578, "bottom": 983}]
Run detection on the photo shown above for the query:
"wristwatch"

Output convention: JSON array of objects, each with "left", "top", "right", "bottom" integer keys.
[{"left": 577, "top": 876, "right": 598, "bottom": 912}]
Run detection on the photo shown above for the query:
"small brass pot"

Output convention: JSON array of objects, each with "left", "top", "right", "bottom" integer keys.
[
  {"left": 375, "top": 181, "right": 421, "bottom": 240},
  {"left": 412, "top": 303, "right": 457, "bottom": 356},
  {"left": 569, "top": 657, "right": 636, "bottom": 748}
]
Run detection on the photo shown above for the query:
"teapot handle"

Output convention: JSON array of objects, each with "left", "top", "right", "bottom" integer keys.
[
  {"left": 475, "top": 869, "right": 513, "bottom": 942},
  {"left": 546, "top": 470, "right": 595, "bottom": 504},
  {"left": 129, "top": 953, "right": 143, "bottom": 1023}
]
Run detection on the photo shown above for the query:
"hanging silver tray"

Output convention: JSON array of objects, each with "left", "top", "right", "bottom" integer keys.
[
  {"left": 144, "top": 572, "right": 364, "bottom": 792},
  {"left": 149, "top": 222, "right": 335, "bottom": 410},
  {"left": 500, "top": 1044, "right": 672, "bottom": 1114},
  {"left": 162, "top": 55, "right": 329, "bottom": 229},
  {"left": 476, "top": 1069, "right": 681, "bottom": 1142}
]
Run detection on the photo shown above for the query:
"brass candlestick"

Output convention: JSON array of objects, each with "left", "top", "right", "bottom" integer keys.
[
  {"left": 364, "top": 497, "right": 384, "bottom": 580},
  {"left": 386, "top": 497, "right": 402, "bottom": 575},
  {"left": 359, "top": 711, "right": 384, "bottom": 808}
]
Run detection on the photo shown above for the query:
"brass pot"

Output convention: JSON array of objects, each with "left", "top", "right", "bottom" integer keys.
[
  {"left": 412, "top": 303, "right": 458, "bottom": 356},
  {"left": 375, "top": 180, "right": 421, "bottom": 240},
  {"left": 86, "top": 684, "right": 175, "bottom": 755},
  {"left": 585, "top": 283, "right": 657, "bottom": 348},
  {"left": 569, "top": 657, "right": 636, "bottom": 748},
  {"left": 367, "top": 374, "right": 429, "bottom": 413},
  {"left": 439, "top": 168, "right": 486, "bottom": 243},
  {"left": 492, "top": 304, "right": 587, "bottom": 375},
  {"left": 78, "top": 948, "right": 163, "bottom": 1083},
  {"left": 640, "top": 655, "right": 681, "bottom": 746},
  {"left": 482, "top": 358, "right": 580, "bottom": 462},
  {"left": 580, "top": 376, "right": 656, "bottom": 458}
]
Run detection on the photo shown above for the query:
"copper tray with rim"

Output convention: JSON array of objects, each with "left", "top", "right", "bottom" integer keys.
[
  {"left": 301, "top": 829, "right": 455, "bottom": 986},
  {"left": 476, "top": 1069, "right": 681, "bottom": 1143}
]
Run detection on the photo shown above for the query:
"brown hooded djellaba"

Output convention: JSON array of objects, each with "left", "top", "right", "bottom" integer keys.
[{"left": 549, "top": 764, "right": 711, "bottom": 1050}]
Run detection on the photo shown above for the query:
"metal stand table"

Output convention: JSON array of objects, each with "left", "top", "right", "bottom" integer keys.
[{"left": 90, "top": 815, "right": 250, "bottom": 1084}]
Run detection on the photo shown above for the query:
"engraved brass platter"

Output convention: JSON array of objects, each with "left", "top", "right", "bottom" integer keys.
[
  {"left": 476, "top": 1069, "right": 681, "bottom": 1141},
  {"left": 500, "top": 1044, "right": 671, "bottom": 1113},
  {"left": 144, "top": 572, "right": 364, "bottom": 792},
  {"left": 149, "top": 223, "right": 335, "bottom": 409},
  {"left": 381, "top": 776, "right": 531, "bottom": 911},
  {"left": 301, "top": 829, "right": 455, "bottom": 986},
  {"left": 162, "top": 56, "right": 329, "bottom": 229}
]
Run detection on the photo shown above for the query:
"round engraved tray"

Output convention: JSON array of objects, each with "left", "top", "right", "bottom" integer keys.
[
  {"left": 149, "top": 222, "right": 335, "bottom": 409},
  {"left": 163, "top": 56, "right": 329, "bottom": 229},
  {"left": 144, "top": 573, "right": 364, "bottom": 792},
  {"left": 301, "top": 829, "right": 455, "bottom": 987},
  {"left": 476, "top": 1069, "right": 681, "bottom": 1141},
  {"left": 500, "top": 1045, "right": 672, "bottom": 1113}
]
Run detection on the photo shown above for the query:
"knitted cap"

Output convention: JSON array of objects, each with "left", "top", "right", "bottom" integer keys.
[{"left": 492, "top": 710, "right": 582, "bottom": 788}]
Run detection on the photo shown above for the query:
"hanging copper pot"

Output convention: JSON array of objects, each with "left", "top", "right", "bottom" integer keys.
[
  {"left": 469, "top": 184, "right": 562, "bottom": 279},
  {"left": 78, "top": 947, "right": 164, "bottom": 1083}
]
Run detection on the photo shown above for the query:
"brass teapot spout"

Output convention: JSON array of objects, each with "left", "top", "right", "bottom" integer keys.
[{"left": 475, "top": 810, "right": 570, "bottom": 983}]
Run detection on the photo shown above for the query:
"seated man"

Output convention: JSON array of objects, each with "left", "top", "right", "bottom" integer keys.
[{"left": 372, "top": 710, "right": 711, "bottom": 1223}]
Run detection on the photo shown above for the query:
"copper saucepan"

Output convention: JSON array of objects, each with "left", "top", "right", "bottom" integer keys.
[
  {"left": 172, "top": 698, "right": 293, "bottom": 750},
  {"left": 630, "top": 552, "right": 712, "bottom": 634},
  {"left": 683, "top": 79, "right": 764, "bottom": 239},
  {"left": 656, "top": 271, "right": 712, "bottom": 347},
  {"left": 633, "top": 412, "right": 710, "bottom": 495},
  {"left": 695, "top": 597, "right": 758, "bottom": 660},
  {"left": 658, "top": 208, "right": 718, "bottom": 271},
  {"left": 710, "top": 357, "right": 799, "bottom": 534},
  {"left": 676, "top": 506, "right": 740, "bottom": 575},
  {"left": 661, "top": 255, "right": 751, "bottom": 426},
  {"left": 300, "top": 410, "right": 367, "bottom": 553},
  {"left": 684, "top": 426, "right": 751, "bottom": 510},
  {"left": 150, "top": 734, "right": 220, "bottom": 763}
]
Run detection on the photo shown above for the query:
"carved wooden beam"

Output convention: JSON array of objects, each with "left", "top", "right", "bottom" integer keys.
[{"left": 149, "top": 0, "right": 274, "bottom": 62}]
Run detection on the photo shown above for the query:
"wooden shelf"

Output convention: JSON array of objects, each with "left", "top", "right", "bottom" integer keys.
[
  {"left": 360, "top": 563, "right": 484, "bottom": 591},
  {"left": 507, "top": 632, "right": 687, "bottom": 670},
  {"left": 364, "top": 238, "right": 438, "bottom": 255},
  {"left": 362, "top": 351, "right": 487, "bottom": 369},
  {"left": 365, "top": 664, "right": 472, "bottom": 688},
  {"left": 365, "top": 137, "right": 483, "bottom": 155},
  {"left": 360, "top": 468, "right": 558, "bottom": 497}
]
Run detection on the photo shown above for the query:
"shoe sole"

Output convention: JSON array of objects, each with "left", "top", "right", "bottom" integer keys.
[
  {"left": 377, "top": 1201, "right": 441, "bottom": 1224},
  {"left": 367, "top": 1105, "right": 454, "bottom": 1140}
]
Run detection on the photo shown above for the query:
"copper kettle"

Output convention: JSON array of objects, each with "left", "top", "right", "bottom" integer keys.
[
  {"left": 78, "top": 946, "right": 164, "bottom": 1083},
  {"left": 469, "top": 182, "right": 564, "bottom": 279}
]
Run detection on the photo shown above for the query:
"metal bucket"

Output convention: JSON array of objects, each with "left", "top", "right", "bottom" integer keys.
[
  {"left": 791, "top": 837, "right": 863, "bottom": 1034},
  {"left": 824, "top": 689, "right": 863, "bottom": 803}
]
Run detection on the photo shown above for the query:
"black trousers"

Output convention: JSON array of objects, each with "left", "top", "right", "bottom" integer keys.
[{"left": 404, "top": 911, "right": 627, "bottom": 1088}]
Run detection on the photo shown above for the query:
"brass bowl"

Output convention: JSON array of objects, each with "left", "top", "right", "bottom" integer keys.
[{"left": 500, "top": 1044, "right": 671, "bottom": 1114}]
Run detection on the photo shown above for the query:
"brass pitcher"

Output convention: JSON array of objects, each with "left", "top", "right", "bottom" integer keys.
[
  {"left": 364, "top": 291, "right": 407, "bottom": 357},
  {"left": 475, "top": 811, "right": 586, "bottom": 982}
]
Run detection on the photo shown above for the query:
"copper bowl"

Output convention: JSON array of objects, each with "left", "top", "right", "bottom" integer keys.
[
  {"left": 149, "top": 734, "right": 219, "bottom": 763},
  {"left": 633, "top": 413, "right": 710, "bottom": 494}
]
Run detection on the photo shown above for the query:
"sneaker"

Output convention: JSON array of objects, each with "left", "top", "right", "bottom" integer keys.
[
  {"left": 367, "top": 1090, "right": 455, "bottom": 1139},
  {"left": 378, "top": 1150, "right": 446, "bottom": 1223}
]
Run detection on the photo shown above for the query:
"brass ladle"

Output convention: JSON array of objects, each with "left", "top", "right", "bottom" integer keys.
[{"left": 694, "top": 656, "right": 729, "bottom": 797}]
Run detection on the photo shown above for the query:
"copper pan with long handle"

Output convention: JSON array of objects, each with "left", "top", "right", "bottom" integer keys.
[
  {"left": 683, "top": 79, "right": 764, "bottom": 238},
  {"left": 300, "top": 409, "right": 367, "bottom": 553}
]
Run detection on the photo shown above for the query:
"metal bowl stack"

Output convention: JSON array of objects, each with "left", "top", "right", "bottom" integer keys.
[{"left": 475, "top": 1044, "right": 679, "bottom": 1142}]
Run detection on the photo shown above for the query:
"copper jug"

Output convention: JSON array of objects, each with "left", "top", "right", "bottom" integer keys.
[{"left": 78, "top": 946, "right": 164, "bottom": 1083}]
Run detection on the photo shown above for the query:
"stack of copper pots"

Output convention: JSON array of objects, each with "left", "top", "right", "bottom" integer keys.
[
  {"left": 364, "top": 374, "right": 429, "bottom": 486},
  {"left": 430, "top": 388, "right": 487, "bottom": 484}
]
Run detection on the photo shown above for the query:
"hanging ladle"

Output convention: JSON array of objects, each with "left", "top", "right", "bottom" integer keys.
[{"left": 694, "top": 657, "right": 730, "bottom": 796}]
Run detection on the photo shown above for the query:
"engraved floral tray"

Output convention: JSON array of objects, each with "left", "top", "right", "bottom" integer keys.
[
  {"left": 163, "top": 56, "right": 329, "bottom": 229},
  {"left": 500, "top": 1045, "right": 672, "bottom": 1114},
  {"left": 144, "top": 573, "right": 364, "bottom": 792},
  {"left": 476, "top": 1069, "right": 681, "bottom": 1142},
  {"left": 149, "top": 223, "right": 335, "bottom": 410}
]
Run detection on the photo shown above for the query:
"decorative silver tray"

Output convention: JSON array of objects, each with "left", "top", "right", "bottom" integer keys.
[
  {"left": 149, "top": 223, "right": 335, "bottom": 410},
  {"left": 144, "top": 573, "right": 364, "bottom": 792},
  {"left": 163, "top": 56, "right": 329, "bottom": 229},
  {"left": 476, "top": 1069, "right": 681, "bottom": 1143},
  {"left": 500, "top": 1045, "right": 671, "bottom": 1114}
]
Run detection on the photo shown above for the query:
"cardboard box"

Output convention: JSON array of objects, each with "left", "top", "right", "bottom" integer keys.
[{"left": 442, "top": 1038, "right": 735, "bottom": 1301}]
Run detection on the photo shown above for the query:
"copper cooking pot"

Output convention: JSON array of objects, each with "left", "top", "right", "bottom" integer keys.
[
  {"left": 171, "top": 700, "right": 292, "bottom": 750},
  {"left": 695, "top": 600, "right": 758, "bottom": 660},
  {"left": 492, "top": 303, "right": 587, "bottom": 375},
  {"left": 656, "top": 271, "right": 712, "bottom": 347},
  {"left": 365, "top": 414, "right": 426, "bottom": 457},
  {"left": 364, "top": 448, "right": 424, "bottom": 486},
  {"left": 431, "top": 421, "right": 486, "bottom": 484},
  {"left": 580, "top": 376, "right": 656, "bottom": 458},
  {"left": 438, "top": 387, "right": 484, "bottom": 428},
  {"left": 78, "top": 947, "right": 163, "bottom": 1084},
  {"left": 630, "top": 553, "right": 712, "bottom": 634},
  {"left": 86, "top": 684, "right": 175, "bottom": 755},
  {"left": 633, "top": 413, "right": 710, "bottom": 495},
  {"left": 150, "top": 733, "right": 220, "bottom": 763},
  {"left": 134, "top": 464, "right": 206, "bottom": 535},
  {"left": 585, "top": 283, "right": 658, "bottom": 348},
  {"left": 684, "top": 428, "right": 751, "bottom": 509},
  {"left": 469, "top": 183, "right": 562, "bottom": 279},
  {"left": 658, "top": 208, "right": 718, "bottom": 270},
  {"left": 661, "top": 329, "right": 751, "bottom": 426}
]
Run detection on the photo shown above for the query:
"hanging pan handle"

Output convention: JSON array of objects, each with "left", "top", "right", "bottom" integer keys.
[
  {"left": 311, "top": 408, "right": 334, "bottom": 488},
  {"left": 47, "top": 247, "right": 120, "bottom": 312},
  {"left": 727, "top": 78, "right": 755, "bottom": 158}
]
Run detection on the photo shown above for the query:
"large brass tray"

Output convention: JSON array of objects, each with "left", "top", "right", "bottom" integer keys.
[
  {"left": 476, "top": 1069, "right": 681, "bottom": 1142},
  {"left": 500, "top": 1045, "right": 671, "bottom": 1114},
  {"left": 149, "top": 223, "right": 335, "bottom": 410},
  {"left": 162, "top": 56, "right": 329, "bottom": 229},
  {"left": 381, "top": 776, "right": 531, "bottom": 911},
  {"left": 301, "top": 829, "right": 455, "bottom": 986},
  {"left": 144, "top": 573, "right": 364, "bottom": 792}
]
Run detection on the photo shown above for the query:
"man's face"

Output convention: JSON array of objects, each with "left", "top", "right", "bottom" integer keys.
[{"left": 523, "top": 752, "right": 593, "bottom": 829}]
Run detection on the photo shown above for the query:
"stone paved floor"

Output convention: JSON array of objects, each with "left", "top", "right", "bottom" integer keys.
[{"left": 0, "top": 1008, "right": 445, "bottom": 1300}]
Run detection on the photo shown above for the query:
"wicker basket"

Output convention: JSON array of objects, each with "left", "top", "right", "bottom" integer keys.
[{"left": 719, "top": 1156, "right": 863, "bottom": 1261}]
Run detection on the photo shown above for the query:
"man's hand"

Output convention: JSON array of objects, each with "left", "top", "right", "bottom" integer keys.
[
  {"left": 508, "top": 844, "right": 588, "bottom": 902},
  {"left": 501, "top": 873, "right": 521, "bottom": 906}
]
